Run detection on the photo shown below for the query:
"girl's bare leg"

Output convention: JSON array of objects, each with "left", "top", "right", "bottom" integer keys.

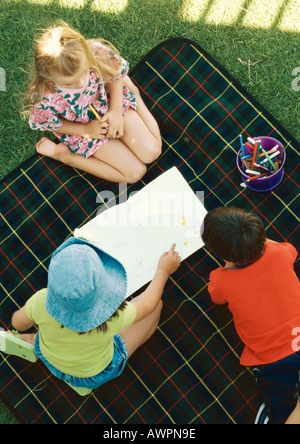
[
  {"left": 121, "top": 108, "right": 162, "bottom": 165},
  {"left": 119, "top": 296, "right": 163, "bottom": 359},
  {"left": 36, "top": 137, "right": 146, "bottom": 183},
  {"left": 91, "top": 137, "right": 147, "bottom": 183},
  {"left": 35, "top": 81, "right": 162, "bottom": 183},
  {"left": 123, "top": 75, "right": 162, "bottom": 143}
]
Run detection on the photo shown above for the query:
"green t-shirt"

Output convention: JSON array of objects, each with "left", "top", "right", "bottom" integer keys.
[{"left": 25, "top": 289, "right": 136, "bottom": 378}]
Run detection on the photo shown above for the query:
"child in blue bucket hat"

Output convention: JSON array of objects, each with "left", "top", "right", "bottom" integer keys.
[{"left": 5, "top": 237, "right": 181, "bottom": 389}]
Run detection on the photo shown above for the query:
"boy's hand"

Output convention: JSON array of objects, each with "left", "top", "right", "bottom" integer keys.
[{"left": 157, "top": 244, "right": 181, "bottom": 277}]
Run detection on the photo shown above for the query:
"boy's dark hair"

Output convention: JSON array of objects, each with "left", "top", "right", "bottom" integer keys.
[{"left": 201, "top": 206, "right": 266, "bottom": 264}]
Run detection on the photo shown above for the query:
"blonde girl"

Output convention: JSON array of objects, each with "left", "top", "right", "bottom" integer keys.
[{"left": 28, "top": 22, "right": 162, "bottom": 183}]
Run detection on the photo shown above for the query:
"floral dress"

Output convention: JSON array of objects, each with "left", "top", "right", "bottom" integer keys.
[{"left": 29, "top": 41, "right": 137, "bottom": 158}]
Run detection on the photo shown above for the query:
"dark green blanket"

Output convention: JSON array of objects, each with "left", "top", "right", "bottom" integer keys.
[{"left": 0, "top": 38, "right": 299, "bottom": 424}]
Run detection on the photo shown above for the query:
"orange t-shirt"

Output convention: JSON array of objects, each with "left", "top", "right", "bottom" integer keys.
[{"left": 208, "top": 242, "right": 300, "bottom": 366}]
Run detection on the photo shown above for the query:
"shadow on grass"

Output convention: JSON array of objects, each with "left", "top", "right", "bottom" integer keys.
[
  {"left": 0, "top": 0, "right": 299, "bottom": 180},
  {"left": 0, "top": 0, "right": 299, "bottom": 424}
]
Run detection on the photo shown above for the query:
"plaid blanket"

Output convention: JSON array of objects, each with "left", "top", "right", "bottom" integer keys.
[{"left": 0, "top": 38, "right": 299, "bottom": 424}]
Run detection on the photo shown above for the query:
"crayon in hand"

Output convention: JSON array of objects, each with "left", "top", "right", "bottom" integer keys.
[{"left": 89, "top": 104, "right": 101, "bottom": 120}]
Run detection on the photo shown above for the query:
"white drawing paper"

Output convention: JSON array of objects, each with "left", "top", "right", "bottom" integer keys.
[{"left": 74, "top": 167, "right": 207, "bottom": 297}]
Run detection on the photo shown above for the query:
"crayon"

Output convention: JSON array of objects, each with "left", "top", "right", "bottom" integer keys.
[
  {"left": 251, "top": 141, "right": 259, "bottom": 170},
  {"left": 246, "top": 172, "right": 269, "bottom": 182},
  {"left": 257, "top": 147, "right": 278, "bottom": 158},
  {"left": 275, "top": 160, "right": 281, "bottom": 169},
  {"left": 245, "top": 169, "right": 261, "bottom": 175},
  {"left": 89, "top": 104, "right": 101, "bottom": 120},
  {"left": 241, "top": 154, "right": 253, "bottom": 160},
  {"left": 259, "top": 150, "right": 280, "bottom": 164},
  {"left": 247, "top": 137, "right": 256, "bottom": 146},
  {"left": 261, "top": 148, "right": 278, "bottom": 171},
  {"left": 253, "top": 162, "right": 269, "bottom": 171},
  {"left": 241, "top": 159, "right": 249, "bottom": 169},
  {"left": 256, "top": 140, "right": 261, "bottom": 162},
  {"left": 239, "top": 135, "right": 245, "bottom": 157}
]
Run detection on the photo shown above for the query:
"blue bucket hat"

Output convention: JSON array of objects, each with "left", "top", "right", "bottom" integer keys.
[{"left": 46, "top": 237, "right": 127, "bottom": 332}]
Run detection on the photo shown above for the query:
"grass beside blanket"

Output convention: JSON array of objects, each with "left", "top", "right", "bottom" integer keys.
[
  {"left": 0, "top": 0, "right": 299, "bottom": 424},
  {"left": 0, "top": 399, "right": 18, "bottom": 424},
  {"left": 0, "top": 0, "right": 299, "bottom": 180}
]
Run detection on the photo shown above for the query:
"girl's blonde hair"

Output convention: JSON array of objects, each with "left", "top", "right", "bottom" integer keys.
[{"left": 27, "top": 22, "right": 122, "bottom": 105}]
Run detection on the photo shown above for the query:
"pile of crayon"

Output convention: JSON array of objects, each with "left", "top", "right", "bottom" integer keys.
[{"left": 239, "top": 135, "right": 283, "bottom": 184}]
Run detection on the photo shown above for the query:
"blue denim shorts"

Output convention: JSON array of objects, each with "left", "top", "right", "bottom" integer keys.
[{"left": 35, "top": 331, "right": 128, "bottom": 389}]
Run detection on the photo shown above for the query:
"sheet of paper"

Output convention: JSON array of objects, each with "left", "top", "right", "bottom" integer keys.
[
  {"left": 75, "top": 217, "right": 158, "bottom": 296},
  {"left": 74, "top": 167, "right": 207, "bottom": 297}
]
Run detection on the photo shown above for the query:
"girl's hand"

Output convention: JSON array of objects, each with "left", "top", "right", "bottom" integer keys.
[
  {"left": 157, "top": 244, "right": 181, "bottom": 277},
  {"left": 84, "top": 120, "right": 109, "bottom": 140},
  {"left": 101, "top": 110, "right": 124, "bottom": 139}
]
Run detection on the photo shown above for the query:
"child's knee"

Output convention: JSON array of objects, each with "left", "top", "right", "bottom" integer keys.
[
  {"left": 143, "top": 138, "right": 162, "bottom": 164},
  {"left": 153, "top": 138, "right": 162, "bottom": 161},
  {"left": 125, "top": 162, "right": 147, "bottom": 184}
]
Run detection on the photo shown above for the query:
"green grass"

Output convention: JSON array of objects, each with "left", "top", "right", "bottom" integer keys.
[
  {"left": 0, "top": 0, "right": 299, "bottom": 423},
  {"left": 0, "top": 399, "right": 19, "bottom": 424},
  {"left": 0, "top": 0, "right": 299, "bottom": 181}
]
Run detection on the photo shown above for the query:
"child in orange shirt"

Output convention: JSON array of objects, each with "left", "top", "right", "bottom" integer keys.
[{"left": 201, "top": 206, "right": 300, "bottom": 424}]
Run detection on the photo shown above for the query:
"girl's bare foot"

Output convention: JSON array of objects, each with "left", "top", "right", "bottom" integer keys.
[{"left": 36, "top": 137, "right": 70, "bottom": 163}]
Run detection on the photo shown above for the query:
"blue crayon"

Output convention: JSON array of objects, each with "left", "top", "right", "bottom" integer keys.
[
  {"left": 241, "top": 153, "right": 252, "bottom": 160},
  {"left": 239, "top": 135, "right": 245, "bottom": 157}
]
